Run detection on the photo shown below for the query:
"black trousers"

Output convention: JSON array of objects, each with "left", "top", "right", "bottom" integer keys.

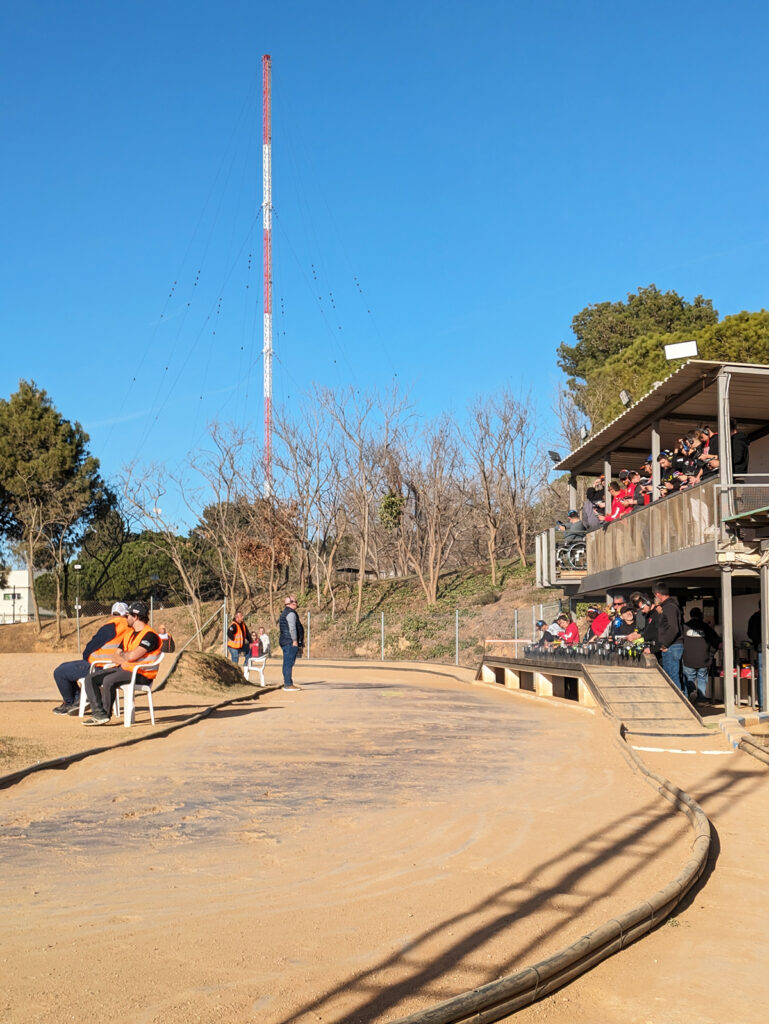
[{"left": 85, "top": 667, "right": 134, "bottom": 717}]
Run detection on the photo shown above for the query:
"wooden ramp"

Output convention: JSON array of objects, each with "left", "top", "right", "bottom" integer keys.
[{"left": 583, "top": 663, "right": 709, "bottom": 736}]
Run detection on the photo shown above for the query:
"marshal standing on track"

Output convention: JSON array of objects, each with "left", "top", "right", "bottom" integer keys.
[
  {"left": 226, "top": 611, "right": 253, "bottom": 666},
  {"left": 278, "top": 596, "right": 304, "bottom": 692}
]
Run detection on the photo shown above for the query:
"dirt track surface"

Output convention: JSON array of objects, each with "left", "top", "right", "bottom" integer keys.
[
  {"left": 513, "top": 740, "right": 769, "bottom": 1024},
  {"left": 0, "top": 663, "right": 691, "bottom": 1024}
]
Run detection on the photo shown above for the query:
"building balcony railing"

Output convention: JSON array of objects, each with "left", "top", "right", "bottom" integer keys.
[{"left": 586, "top": 479, "right": 719, "bottom": 576}]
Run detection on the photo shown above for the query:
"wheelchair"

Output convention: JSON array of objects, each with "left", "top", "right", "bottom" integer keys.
[{"left": 556, "top": 536, "right": 586, "bottom": 571}]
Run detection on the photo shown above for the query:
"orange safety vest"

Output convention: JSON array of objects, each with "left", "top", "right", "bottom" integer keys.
[
  {"left": 228, "top": 620, "right": 247, "bottom": 650},
  {"left": 122, "top": 624, "right": 163, "bottom": 680},
  {"left": 87, "top": 616, "right": 133, "bottom": 664}
]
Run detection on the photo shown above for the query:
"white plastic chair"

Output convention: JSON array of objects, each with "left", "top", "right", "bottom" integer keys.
[
  {"left": 78, "top": 659, "right": 115, "bottom": 718},
  {"left": 115, "top": 654, "right": 165, "bottom": 727},
  {"left": 243, "top": 655, "right": 267, "bottom": 686}
]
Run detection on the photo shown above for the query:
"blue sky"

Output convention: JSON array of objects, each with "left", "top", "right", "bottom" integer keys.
[{"left": 3, "top": 0, "right": 769, "bottom": 517}]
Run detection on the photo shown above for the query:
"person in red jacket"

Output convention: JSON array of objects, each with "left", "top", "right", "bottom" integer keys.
[
  {"left": 557, "top": 613, "right": 580, "bottom": 645},
  {"left": 584, "top": 605, "right": 610, "bottom": 641}
]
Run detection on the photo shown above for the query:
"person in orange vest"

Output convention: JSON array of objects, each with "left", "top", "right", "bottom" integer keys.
[
  {"left": 52, "top": 602, "right": 131, "bottom": 715},
  {"left": 226, "top": 611, "right": 252, "bottom": 666},
  {"left": 83, "top": 601, "right": 163, "bottom": 726}
]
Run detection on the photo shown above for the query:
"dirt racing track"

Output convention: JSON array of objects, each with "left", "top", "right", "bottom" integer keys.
[{"left": 1, "top": 657, "right": 769, "bottom": 1024}]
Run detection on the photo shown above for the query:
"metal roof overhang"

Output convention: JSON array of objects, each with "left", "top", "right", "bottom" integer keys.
[{"left": 556, "top": 360, "right": 769, "bottom": 477}]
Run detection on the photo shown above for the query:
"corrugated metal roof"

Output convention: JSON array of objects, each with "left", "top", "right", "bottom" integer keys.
[{"left": 555, "top": 360, "right": 769, "bottom": 476}]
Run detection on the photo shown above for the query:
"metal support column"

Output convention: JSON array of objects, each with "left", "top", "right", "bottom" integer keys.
[
  {"left": 721, "top": 568, "right": 735, "bottom": 718},
  {"left": 717, "top": 370, "right": 733, "bottom": 534},
  {"left": 568, "top": 475, "right": 578, "bottom": 512},
  {"left": 306, "top": 611, "right": 311, "bottom": 660},
  {"left": 651, "top": 421, "right": 661, "bottom": 498},
  {"left": 604, "top": 455, "right": 612, "bottom": 512},
  {"left": 455, "top": 609, "right": 459, "bottom": 666},
  {"left": 761, "top": 559, "right": 769, "bottom": 713},
  {"left": 222, "top": 598, "right": 228, "bottom": 658}
]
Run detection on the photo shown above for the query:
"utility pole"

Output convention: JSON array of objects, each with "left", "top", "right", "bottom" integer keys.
[{"left": 262, "top": 53, "right": 273, "bottom": 497}]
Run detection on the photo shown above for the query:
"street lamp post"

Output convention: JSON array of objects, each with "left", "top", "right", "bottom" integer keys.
[
  {"left": 74, "top": 563, "right": 82, "bottom": 652},
  {"left": 149, "top": 574, "right": 160, "bottom": 627}
]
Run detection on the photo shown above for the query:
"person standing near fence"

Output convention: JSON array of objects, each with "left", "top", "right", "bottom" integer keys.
[
  {"left": 278, "top": 596, "right": 303, "bottom": 691},
  {"left": 226, "top": 611, "right": 252, "bottom": 666}
]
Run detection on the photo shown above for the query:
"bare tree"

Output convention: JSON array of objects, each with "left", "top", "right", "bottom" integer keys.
[
  {"left": 318, "top": 384, "right": 410, "bottom": 623},
  {"left": 464, "top": 401, "right": 507, "bottom": 585},
  {"left": 495, "top": 391, "right": 548, "bottom": 566},
  {"left": 402, "top": 417, "right": 465, "bottom": 604},
  {"left": 121, "top": 462, "right": 210, "bottom": 648}
]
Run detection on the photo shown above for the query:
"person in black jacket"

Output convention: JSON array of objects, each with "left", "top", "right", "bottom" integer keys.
[
  {"left": 682, "top": 608, "right": 721, "bottom": 703},
  {"left": 653, "top": 581, "right": 684, "bottom": 690},
  {"left": 748, "top": 604, "right": 763, "bottom": 709},
  {"left": 278, "top": 595, "right": 304, "bottom": 691}
]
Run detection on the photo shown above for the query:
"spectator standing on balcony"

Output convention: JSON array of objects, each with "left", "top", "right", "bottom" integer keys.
[
  {"left": 603, "top": 482, "right": 626, "bottom": 521},
  {"left": 657, "top": 453, "right": 680, "bottom": 497},
  {"left": 586, "top": 475, "right": 605, "bottom": 517},
  {"left": 682, "top": 607, "right": 720, "bottom": 704},
  {"left": 705, "top": 419, "right": 750, "bottom": 475},
  {"left": 653, "top": 581, "right": 684, "bottom": 690}
]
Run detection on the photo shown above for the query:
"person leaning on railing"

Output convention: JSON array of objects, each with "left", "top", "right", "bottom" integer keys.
[{"left": 556, "top": 509, "right": 587, "bottom": 542}]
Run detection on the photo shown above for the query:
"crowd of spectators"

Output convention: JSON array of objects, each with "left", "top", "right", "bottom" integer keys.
[
  {"left": 575, "top": 419, "right": 750, "bottom": 531},
  {"left": 534, "top": 581, "right": 724, "bottom": 705}
]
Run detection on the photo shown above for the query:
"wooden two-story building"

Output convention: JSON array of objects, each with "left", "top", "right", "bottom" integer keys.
[{"left": 536, "top": 360, "right": 769, "bottom": 717}]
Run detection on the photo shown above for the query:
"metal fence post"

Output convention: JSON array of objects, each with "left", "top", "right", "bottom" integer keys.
[
  {"left": 531, "top": 605, "right": 535, "bottom": 640},
  {"left": 455, "top": 608, "right": 459, "bottom": 666},
  {"left": 150, "top": 593, "right": 154, "bottom": 629},
  {"left": 222, "top": 597, "right": 227, "bottom": 657},
  {"left": 381, "top": 612, "right": 385, "bottom": 661},
  {"left": 307, "top": 611, "right": 311, "bottom": 660},
  {"left": 514, "top": 609, "right": 518, "bottom": 640}
]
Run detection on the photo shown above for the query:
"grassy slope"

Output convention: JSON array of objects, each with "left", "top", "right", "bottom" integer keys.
[{"left": 0, "top": 561, "right": 564, "bottom": 668}]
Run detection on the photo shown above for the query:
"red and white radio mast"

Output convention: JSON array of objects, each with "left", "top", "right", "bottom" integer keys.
[{"left": 262, "top": 53, "right": 273, "bottom": 496}]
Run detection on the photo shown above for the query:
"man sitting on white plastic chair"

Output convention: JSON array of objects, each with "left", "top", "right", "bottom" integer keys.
[{"left": 83, "top": 601, "right": 162, "bottom": 726}]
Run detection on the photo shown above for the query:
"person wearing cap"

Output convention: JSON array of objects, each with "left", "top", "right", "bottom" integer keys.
[
  {"left": 83, "top": 601, "right": 162, "bottom": 725},
  {"left": 556, "top": 510, "right": 586, "bottom": 542},
  {"left": 51, "top": 602, "right": 131, "bottom": 715},
  {"left": 535, "top": 619, "right": 558, "bottom": 645},
  {"left": 278, "top": 595, "right": 304, "bottom": 691}
]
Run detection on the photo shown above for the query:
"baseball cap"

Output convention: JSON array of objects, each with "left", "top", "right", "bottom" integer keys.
[
  {"left": 536, "top": 619, "right": 547, "bottom": 627},
  {"left": 568, "top": 509, "right": 578, "bottom": 517},
  {"left": 111, "top": 602, "right": 129, "bottom": 616},
  {"left": 586, "top": 606, "right": 599, "bottom": 616},
  {"left": 127, "top": 601, "right": 149, "bottom": 620}
]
